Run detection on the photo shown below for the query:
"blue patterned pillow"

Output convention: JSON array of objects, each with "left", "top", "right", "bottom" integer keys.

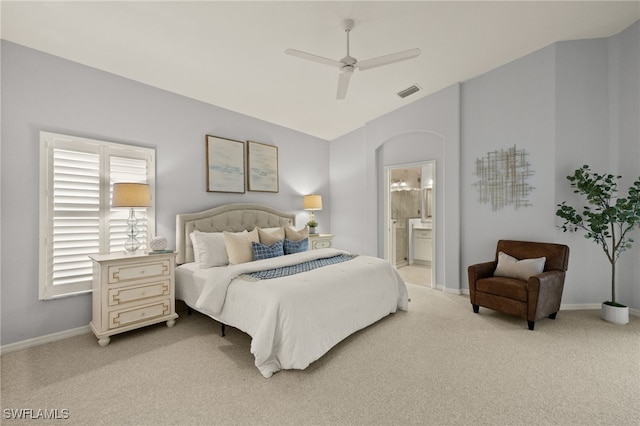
[
  {"left": 284, "top": 238, "right": 309, "bottom": 255},
  {"left": 252, "top": 240, "right": 284, "bottom": 261}
]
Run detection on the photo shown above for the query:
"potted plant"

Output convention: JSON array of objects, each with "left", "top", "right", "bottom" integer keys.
[
  {"left": 307, "top": 220, "right": 318, "bottom": 234},
  {"left": 556, "top": 165, "right": 640, "bottom": 324}
]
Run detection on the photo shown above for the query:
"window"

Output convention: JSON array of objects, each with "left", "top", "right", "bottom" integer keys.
[{"left": 39, "top": 132, "right": 155, "bottom": 300}]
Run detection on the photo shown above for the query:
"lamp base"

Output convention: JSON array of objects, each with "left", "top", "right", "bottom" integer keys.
[
  {"left": 124, "top": 208, "right": 141, "bottom": 253},
  {"left": 124, "top": 240, "right": 141, "bottom": 254}
]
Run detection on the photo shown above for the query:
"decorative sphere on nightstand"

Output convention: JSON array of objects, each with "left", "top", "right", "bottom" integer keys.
[{"left": 150, "top": 236, "right": 168, "bottom": 251}]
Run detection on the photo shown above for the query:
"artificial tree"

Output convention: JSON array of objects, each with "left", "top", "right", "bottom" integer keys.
[{"left": 556, "top": 165, "right": 640, "bottom": 307}]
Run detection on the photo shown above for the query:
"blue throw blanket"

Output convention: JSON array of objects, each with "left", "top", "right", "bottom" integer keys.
[{"left": 245, "top": 254, "right": 358, "bottom": 280}]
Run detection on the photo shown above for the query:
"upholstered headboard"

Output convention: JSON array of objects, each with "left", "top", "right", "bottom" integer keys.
[{"left": 175, "top": 203, "right": 296, "bottom": 265}]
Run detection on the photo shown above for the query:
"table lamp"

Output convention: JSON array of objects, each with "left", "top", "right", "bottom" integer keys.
[
  {"left": 112, "top": 183, "right": 151, "bottom": 253},
  {"left": 303, "top": 194, "right": 322, "bottom": 225}
]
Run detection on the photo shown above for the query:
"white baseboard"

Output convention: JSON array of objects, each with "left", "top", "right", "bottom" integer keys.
[
  {"left": 560, "top": 304, "right": 639, "bottom": 317},
  {"left": 560, "top": 303, "right": 601, "bottom": 311},
  {"left": 442, "top": 286, "right": 461, "bottom": 295},
  {"left": 1, "top": 325, "right": 91, "bottom": 355},
  {"left": 457, "top": 293, "right": 639, "bottom": 317}
]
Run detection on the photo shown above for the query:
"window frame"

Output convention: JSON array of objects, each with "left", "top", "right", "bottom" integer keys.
[{"left": 39, "top": 132, "right": 156, "bottom": 300}]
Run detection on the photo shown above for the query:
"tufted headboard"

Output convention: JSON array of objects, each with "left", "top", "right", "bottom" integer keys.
[{"left": 175, "top": 203, "right": 296, "bottom": 265}]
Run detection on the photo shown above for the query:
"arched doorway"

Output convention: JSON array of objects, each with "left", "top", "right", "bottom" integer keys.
[{"left": 376, "top": 131, "right": 446, "bottom": 290}]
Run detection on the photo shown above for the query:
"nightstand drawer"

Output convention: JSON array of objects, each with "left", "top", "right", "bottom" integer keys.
[
  {"left": 108, "top": 280, "right": 171, "bottom": 307},
  {"left": 313, "top": 239, "right": 332, "bottom": 249},
  {"left": 309, "top": 234, "right": 335, "bottom": 250},
  {"left": 109, "top": 300, "right": 171, "bottom": 329},
  {"left": 108, "top": 259, "right": 171, "bottom": 284}
]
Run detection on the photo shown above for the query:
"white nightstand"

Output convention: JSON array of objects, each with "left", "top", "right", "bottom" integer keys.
[
  {"left": 89, "top": 251, "right": 178, "bottom": 346},
  {"left": 309, "top": 234, "right": 335, "bottom": 250}
]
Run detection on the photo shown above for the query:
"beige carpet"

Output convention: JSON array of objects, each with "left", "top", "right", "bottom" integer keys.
[{"left": 2, "top": 284, "right": 639, "bottom": 425}]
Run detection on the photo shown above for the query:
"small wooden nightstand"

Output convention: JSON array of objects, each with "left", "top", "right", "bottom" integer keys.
[
  {"left": 308, "top": 234, "right": 335, "bottom": 250},
  {"left": 89, "top": 251, "right": 178, "bottom": 346}
]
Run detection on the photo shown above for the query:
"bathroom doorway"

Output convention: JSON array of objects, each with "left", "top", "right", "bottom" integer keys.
[{"left": 384, "top": 161, "right": 435, "bottom": 288}]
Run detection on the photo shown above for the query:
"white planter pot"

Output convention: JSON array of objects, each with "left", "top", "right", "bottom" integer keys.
[{"left": 601, "top": 303, "right": 629, "bottom": 325}]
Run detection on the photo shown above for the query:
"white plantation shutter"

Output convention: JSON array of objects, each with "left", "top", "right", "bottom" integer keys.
[
  {"left": 39, "top": 132, "right": 155, "bottom": 299},
  {"left": 51, "top": 149, "right": 101, "bottom": 289}
]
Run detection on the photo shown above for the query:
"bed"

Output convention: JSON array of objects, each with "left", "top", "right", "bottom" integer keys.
[{"left": 175, "top": 203, "right": 409, "bottom": 378}]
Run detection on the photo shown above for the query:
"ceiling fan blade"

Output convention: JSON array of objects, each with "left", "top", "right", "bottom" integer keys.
[
  {"left": 336, "top": 69, "right": 353, "bottom": 100},
  {"left": 285, "top": 48, "right": 343, "bottom": 68},
  {"left": 356, "top": 48, "right": 421, "bottom": 71}
]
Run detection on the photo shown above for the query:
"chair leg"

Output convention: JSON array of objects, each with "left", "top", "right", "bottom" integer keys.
[
  {"left": 527, "top": 321, "right": 535, "bottom": 331},
  {"left": 472, "top": 304, "right": 479, "bottom": 313},
  {"left": 548, "top": 312, "right": 557, "bottom": 320}
]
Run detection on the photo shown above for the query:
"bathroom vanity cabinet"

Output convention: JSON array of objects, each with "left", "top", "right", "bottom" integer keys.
[{"left": 413, "top": 228, "right": 432, "bottom": 266}]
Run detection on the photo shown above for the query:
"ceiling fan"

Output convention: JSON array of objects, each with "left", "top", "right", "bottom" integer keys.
[{"left": 285, "top": 19, "right": 421, "bottom": 100}]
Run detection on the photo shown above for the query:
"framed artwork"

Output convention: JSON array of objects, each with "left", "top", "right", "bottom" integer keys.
[
  {"left": 247, "top": 140, "right": 279, "bottom": 193},
  {"left": 205, "top": 135, "right": 245, "bottom": 193}
]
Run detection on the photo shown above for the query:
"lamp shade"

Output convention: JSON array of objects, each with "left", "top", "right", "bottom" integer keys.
[
  {"left": 112, "top": 183, "right": 151, "bottom": 207},
  {"left": 303, "top": 194, "right": 322, "bottom": 211}
]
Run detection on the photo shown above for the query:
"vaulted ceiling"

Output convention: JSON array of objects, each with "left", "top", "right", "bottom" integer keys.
[{"left": 2, "top": 1, "right": 639, "bottom": 140}]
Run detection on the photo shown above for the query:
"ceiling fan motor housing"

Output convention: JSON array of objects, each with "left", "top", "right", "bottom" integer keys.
[{"left": 342, "top": 19, "right": 355, "bottom": 32}]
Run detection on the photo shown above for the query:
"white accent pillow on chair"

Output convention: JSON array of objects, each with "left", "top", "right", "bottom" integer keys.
[{"left": 494, "top": 251, "right": 546, "bottom": 281}]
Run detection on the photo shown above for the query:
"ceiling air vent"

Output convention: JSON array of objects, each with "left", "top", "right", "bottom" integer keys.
[{"left": 397, "top": 84, "right": 421, "bottom": 99}]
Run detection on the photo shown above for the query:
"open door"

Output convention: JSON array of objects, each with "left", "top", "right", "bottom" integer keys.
[{"left": 383, "top": 161, "right": 435, "bottom": 288}]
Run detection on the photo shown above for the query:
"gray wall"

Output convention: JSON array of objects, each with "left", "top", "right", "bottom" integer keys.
[
  {"left": 331, "top": 21, "right": 639, "bottom": 307},
  {"left": 0, "top": 41, "right": 330, "bottom": 345},
  {"left": 610, "top": 22, "right": 640, "bottom": 308},
  {"left": 461, "top": 43, "right": 557, "bottom": 291}
]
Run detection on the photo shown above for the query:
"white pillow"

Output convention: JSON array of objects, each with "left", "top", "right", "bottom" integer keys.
[
  {"left": 223, "top": 228, "right": 259, "bottom": 265},
  {"left": 494, "top": 251, "right": 546, "bottom": 281},
  {"left": 190, "top": 231, "right": 228, "bottom": 268}
]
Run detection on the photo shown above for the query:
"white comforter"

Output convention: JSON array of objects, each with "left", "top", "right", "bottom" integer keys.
[{"left": 189, "top": 248, "right": 409, "bottom": 378}]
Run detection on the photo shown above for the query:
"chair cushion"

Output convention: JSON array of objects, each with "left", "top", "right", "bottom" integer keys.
[{"left": 476, "top": 277, "right": 528, "bottom": 302}]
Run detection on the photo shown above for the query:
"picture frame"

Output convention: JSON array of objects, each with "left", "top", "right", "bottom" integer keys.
[
  {"left": 205, "top": 135, "right": 245, "bottom": 193},
  {"left": 247, "top": 140, "right": 279, "bottom": 193}
]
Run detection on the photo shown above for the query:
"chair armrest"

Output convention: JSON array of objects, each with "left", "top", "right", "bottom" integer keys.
[
  {"left": 468, "top": 261, "right": 497, "bottom": 302},
  {"left": 527, "top": 270, "right": 566, "bottom": 320},
  {"left": 468, "top": 261, "right": 496, "bottom": 282}
]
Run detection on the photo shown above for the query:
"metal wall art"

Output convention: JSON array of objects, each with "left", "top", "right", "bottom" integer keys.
[{"left": 473, "top": 145, "right": 534, "bottom": 210}]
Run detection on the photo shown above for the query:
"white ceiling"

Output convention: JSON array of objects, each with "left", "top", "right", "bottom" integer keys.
[{"left": 2, "top": 1, "right": 639, "bottom": 140}]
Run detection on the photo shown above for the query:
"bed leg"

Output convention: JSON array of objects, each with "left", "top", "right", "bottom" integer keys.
[{"left": 221, "top": 323, "right": 226, "bottom": 337}]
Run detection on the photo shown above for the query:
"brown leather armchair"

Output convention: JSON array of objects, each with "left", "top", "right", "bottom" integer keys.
[{"left": 468, "top": 240, "right": 570, "bottom": 330}]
